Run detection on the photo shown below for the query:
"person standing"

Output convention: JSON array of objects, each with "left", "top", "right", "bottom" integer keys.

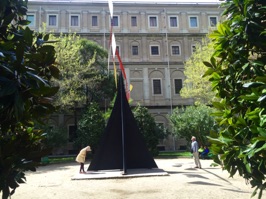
[
  {"left": 76, "top": 146, "right": 91, "bottom": 173},
  {"left": 191, "top": 136, "right": 201, "bottom": 169}
]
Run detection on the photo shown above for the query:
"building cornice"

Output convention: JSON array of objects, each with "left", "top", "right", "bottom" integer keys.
[{"left": 28, "top": 0, "right": 221, "bottom": 6}]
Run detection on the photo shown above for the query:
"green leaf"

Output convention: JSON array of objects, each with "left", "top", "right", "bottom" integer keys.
[
  {"left": 251, "top": 188, "right": 258, "bottom": 197},
  {"left": 38, "top": 45, "right": 55, "bottom": 54},
  {"left": 203, "top": 61, "right": 213, "bottom": 68},
  {"left": 255, "top": 76, "right": 266, "bottom": 83},
  {"left": 19, "top": 19, "right": 30, "bottom": 26},
  {"left": 254, "top": 143, "right": 266, "bottom": 154},
  {"left": 212, "top": 101, "right": 224, "bottom": 109},
  {"left": 211, "top": 72, "right": 220, "bottom": 80},
  {"left": 208, "top": 137, "right": 224, "bottom": 145},
  {"left": 0, "top": 63, "right": 14, "bottom": 74},
  {"left": 211, "top": 111, "right": 224, "bottom": 117},
  {"left": 210, "top": 56, "right": 216, "bottom": 67},
  {"left": 26, "top": 72, "right": 49, "bottom": 86},
  {"left": 16, "top": 42, "right": 25, "bottom": 64},
  {"left": 243, "top": 82, "right": 264, "bottom": 88},
  {"left": 259, "top": 115, "right": 266, "bottom": 126},
  {"left": 0, "top": 77, "right": 17, "bottom": 97},
  {"left": 44, "top": 34, "right": 49, "bottom": 41},
  {"left": 245, "top": 162, "right": 251, "bottom": 174},
  {"left": 258, "top": 95, "right": 266, "bottom": 103},
  {"left": 49, "top": 65, "right": 60, "bottom": 79},
  {"left": 240, "top": 93, "right": 258, "bottom": 101},
  {"left": 251, "top": 60, "right": 265, "bottom": 67},
  {"left": 24, "top": 27, "right": 33, "bottom": 46},
  {"left": 235, "top": 117, "right": 246, "bottom": 126},
  {"left": 3, "top": 13, "right": 16, "bottom": 25},
  {"left": 203, "top": 68, "right": 215, "bottom": 77}
]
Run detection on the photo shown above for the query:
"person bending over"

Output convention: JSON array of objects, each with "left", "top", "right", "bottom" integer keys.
[{"left": 76, "top": 146, "right": 91, "bottom": 173}]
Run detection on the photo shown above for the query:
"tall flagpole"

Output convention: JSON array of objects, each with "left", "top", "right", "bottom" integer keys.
[
  {"left": 120, "top": 75, "right": 127, "bottom": 175},
  {"left": 108, "top": 0, "right": 127, "bottom": 174}
]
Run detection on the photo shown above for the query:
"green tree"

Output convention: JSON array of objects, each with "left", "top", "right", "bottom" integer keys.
[
  {"left": 74, "top": 102, "right": 105, "bottom": 153},
  {"left": 170, "top": 104, "right": 218, "bottom": 147},
  {"left": 0, "top": 0, "right": 59, "bottom": 198},
  {"left": 180, "top": 38, "right": 216, "bottom": 105},
  {"left": 51, "top": 33, "right": 115, "bottom": 109},
  {"left": 133, "top": 105, "right": 169, "bottom": 156},
  {"left": 42, "top": 125, "right": 68, "bottom": 149},
  {"left": 204, "top": 0, "right": 266, "bottom": 198}
]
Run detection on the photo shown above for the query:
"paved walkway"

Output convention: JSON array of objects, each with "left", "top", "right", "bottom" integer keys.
[{"left": 11, "top": 158, "right": 256, "bottom": 199}]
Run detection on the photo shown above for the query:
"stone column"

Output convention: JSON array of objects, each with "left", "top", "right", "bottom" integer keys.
[
  {"left": 200, "top": 12, "right": 208, "bottom": 33},
  {"left": 143, "top": 68, "right": 150, "bottom": 102},
  {"left": 123, "top": 36, "right": 129, "bottom": 62},
  {"left": 183, "top": 36, "right": 189, "bottom": 60},
  {"left": 125, "top": 68, "right": 130, "bottom": 89},
  {"left": 140, "top": 11, "right": 146, "bottom": 33},
  {"left": 101, "top": 9, "right": 107, "bottom": 33},
  {"left": 141, "top": 35, "right": 148, "bottom": 61},
  {"left": 122, "top": 11, "right": 128, "bottom": 33},
  {"left": 60, "top": 10, "right": 67, "bottom": 32},
  {"left": 180, "top": 12, "right": 188, "bottom": 33},
  {"left": 82, "top": 11, "right": 89, "bottom": 33},
  {"left": 164, "top": 67, "right": 170, "bottom": 100}
]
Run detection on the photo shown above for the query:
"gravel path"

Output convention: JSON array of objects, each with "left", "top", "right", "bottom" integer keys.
[{"left": 11, "top": 158, "right": 255, "bottom": 199}]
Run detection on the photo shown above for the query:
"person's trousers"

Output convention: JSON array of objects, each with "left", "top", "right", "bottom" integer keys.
[
  {"left": 80, "top": 163, "right": 84, "bottom": 172},
  {"left": 193, "top": 152, "right": 201, "bottom": 168}
]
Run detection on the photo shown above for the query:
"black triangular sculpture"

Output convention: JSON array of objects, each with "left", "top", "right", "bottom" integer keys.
[{"left": 88, "top": 74, "right": 157, "bottom": 172}]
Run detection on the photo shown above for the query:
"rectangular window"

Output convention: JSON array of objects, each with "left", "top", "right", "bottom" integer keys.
[
  {"left": 71, "top": 15, "right": 79, "bottom": 26},
  {"left": 191, "top": 45, "right": 196, "bottom": 53},
  {"left": 169, "top": 16, "right": 178, "bottom": 27},
  {"left": 116, "top": 46, "right": 120, "bottom": 56},
  {"left": 189, "top": 16, "right": 198, "bottom": 28},
  {"left": 131, "top": 16, "right": 137, "bottom": 27},
  {"left": 27, "top": 15, "right": 35, "bottom": 26},
  {"left": 209, "top": 16, "right": 217, "bottom": 27},
  {"left": 132, "top": 46, "right": 138, "bottom": 56},
  {"left": 149, "top": 16, "right": 157, "bottom": 27},
  {"left": 172, "top": 46, "right": 180, "bottom": 55},
  {"left": 48, "top": 15, "right": 57, "bottom": 26},
  {"left": 112, "top": 16, "right": 119, "bottom": 26},
  {"left": 151, "top": 46, "right": 159, "bottom": 55},
  {"left": 92, "top": 16, "right": 98, "bottom": 26},
  {"left": 153, "top": 79, "right": 162, "bottom": 95},
  {"left": 68, "top": 125, "right": 77, "bottom": 142},
  {"left": 174, "top": 79, "right": 183, "bottom": 94}
]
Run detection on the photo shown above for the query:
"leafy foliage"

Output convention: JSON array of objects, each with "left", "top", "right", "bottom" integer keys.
[
  {"left": 50, "top": 33, "right": 115, "bottom": 110},
  {"left": 133, "top": 105, "right": 169, "bottom": 156},
  {"left": 74, "top": 103, "right": 105, "bottom": 153},
  {"left": 204, "top": 0, "right": 266, "bottom": 198},
  {"left": 180, "top": 37, "right": 217, "bottom": 105},
  {"left": 0, "top": 128, "right": 51, "bottom": 199},
  {"left": 42, "top": 125, "right": 68, "bottom": 149},
  {"left": 170, "top": 104, "right": 218, "bottom": 147},
  {"left": 0, "top": 0, "right": 59, "bottom": 198}
]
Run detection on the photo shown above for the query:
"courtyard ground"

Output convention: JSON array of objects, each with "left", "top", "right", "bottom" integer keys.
[{"left": 11, "top": 158, "right": 257, "bottom": 199}]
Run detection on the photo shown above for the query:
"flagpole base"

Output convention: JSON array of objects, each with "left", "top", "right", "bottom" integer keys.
[{"left": 121, "top": 171, "right": 127, "bottom": 175}]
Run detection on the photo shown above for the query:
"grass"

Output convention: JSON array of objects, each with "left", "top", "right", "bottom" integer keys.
[
  {"left": 41, "top": 156, "right": 75, "bottom": 165},
  {"left": 157, "top": 151, "right": 192, "bottom": 158},
  {"left": 49, "top": 157, "right": 75, "bottom": 164},
  {"left": 41, "top": 151, "right": 192, "bottom": 165}
]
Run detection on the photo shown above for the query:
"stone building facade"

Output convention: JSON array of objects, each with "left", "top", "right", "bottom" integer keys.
[{"left": 28, "top": 0, "right": 222, "bottom": 153}]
